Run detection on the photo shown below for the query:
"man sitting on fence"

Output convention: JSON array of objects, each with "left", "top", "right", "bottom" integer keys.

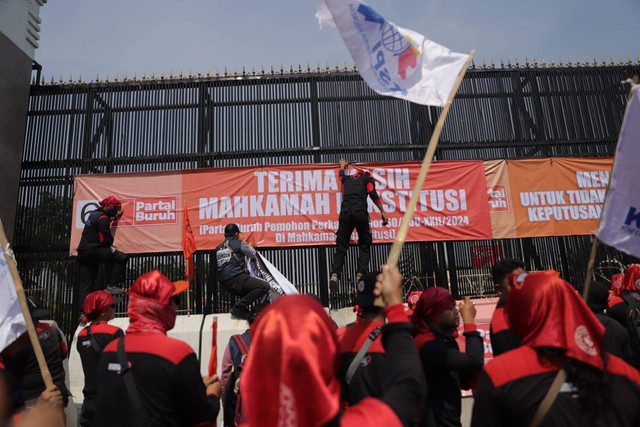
[{"left": 76, "top": 195, "right": 128, "bottom": 305}]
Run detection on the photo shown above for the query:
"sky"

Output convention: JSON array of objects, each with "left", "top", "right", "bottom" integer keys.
[{"left": 35, "top": 0, "right": 639, "bottom": 82}]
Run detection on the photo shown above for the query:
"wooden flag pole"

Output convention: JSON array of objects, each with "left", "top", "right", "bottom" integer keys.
[
  {"left": 581, "top": 236, "right": 599, "bottom": 300},
  {"left": 387, "top": 51, "right": 476, "bottom": 269},
  {"left": 0, "top": 219, "right": 54, "bottom": 388}
]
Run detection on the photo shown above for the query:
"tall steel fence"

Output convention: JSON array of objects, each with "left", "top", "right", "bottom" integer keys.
[{"left": 16, "top": 61, "right": 640, "bottom": 339}]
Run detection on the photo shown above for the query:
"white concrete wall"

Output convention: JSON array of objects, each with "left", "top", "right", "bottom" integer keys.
[{"left": 68, "top": 308, "right": 357, "bottom": 403}]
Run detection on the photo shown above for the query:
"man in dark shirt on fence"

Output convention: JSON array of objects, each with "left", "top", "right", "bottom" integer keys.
[
  {"left": 76, "top": 195, "right": 128, "bottom": 304},
  {"left": 216, "top": 224, "right": 270, "bottom": 320},
  {"left": 330, "top": 159, "right": 388, "bottom": 289}
]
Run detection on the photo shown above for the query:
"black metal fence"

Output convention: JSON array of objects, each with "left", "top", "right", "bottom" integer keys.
[{"left": 17, "top": 61, "right": 640, "bottom": 339}]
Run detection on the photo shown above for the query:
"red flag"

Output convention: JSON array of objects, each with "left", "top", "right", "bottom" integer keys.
[
  {"left": 182, "top": 202, "right": 197, "bottom": 282},
  {"left": 208, "top": 316, "right": 218, "bottom": 376}
]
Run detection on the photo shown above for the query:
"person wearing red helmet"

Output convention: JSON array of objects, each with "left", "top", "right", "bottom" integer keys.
[
  {"left": 93, "top": 271, "right": 220, "bottom": 426},
  {"left": 330, "top": 159, "right": 388, "bottom": 289},
  {"left": 471, "top": 273, "right": 640, "bottom": 426},
  {"left": 76, "top": 195, "right": 128, "bottom": 305},
  {"left": 76, "top": 291, "right": 124, "bottom": 426}
]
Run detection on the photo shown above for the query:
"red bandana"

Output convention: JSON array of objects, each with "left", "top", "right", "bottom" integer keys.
[
  {"left": 126, "top": 270, "right": 176, "bottom": 334},
  {"left": 506, "top": 273, "right": 605, "bottom": 370},
  {"left": 611, "top": 273, "right": 624, "bottom": 296},
  {"left": 621, "top": 264, "right": 640, "bottom": 292},
  {"left": 243, "top": 295, "right": 340, "bottom": 427}
]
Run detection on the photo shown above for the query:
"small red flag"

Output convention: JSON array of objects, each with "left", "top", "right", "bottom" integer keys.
[
  {"left": 208, "top": 316, "right": 218, "bottom": 376},
  {"left": 182, "top": 202, "right": 197, "bottom": 282}
]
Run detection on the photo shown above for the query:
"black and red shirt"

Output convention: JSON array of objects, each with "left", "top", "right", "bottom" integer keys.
[
  {"left": 13, "top": 322, "right": 68, "bottom": 401},
  {"left": 471, "top": 345, "right": 640, "bottom": 426},
  {"left": 76, "top": 322, "right": 123, "bottom": 401},
  {"left": 94, "top": 333, "right": 219, "bottom": 426},
  {"left": 489, "top": 297, "right": 521, "bottom": 356},
  {"left": 77, "top": 209, "right": 114, "bottom": 252},
  {"left": 339, "top": 170, "right": 381, "bottom": 213},
  {"left": 416, "top": 324, "right": 484, "bottom": 427},
  {"left": 337, "top": 320, "right": 386, "bottom": 406}
]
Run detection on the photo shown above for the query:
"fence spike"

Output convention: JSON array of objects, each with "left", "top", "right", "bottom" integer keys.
[
  {"left": 224, "top": 67, "right": 228, "bottom": 77},
  {"left": 335, "top": 62, "right": 340, "bottom": 72},
  {"left": 609, "top": 57, "right": 614, "bottom": 66},
  {"left": 142, "top": 72, "right": 147, "bottom": 81},
  {"left": 307, "top": 63, "right": 311, "bottom": 72},
  {"left": 482, "top": 58, "right": 486, "bottom": 68},
  {"left": 132, "top": 72, "right": 137, "bottom": 81},
  {"left": 206, "top": 69, "right": 211, "bottom": 78},
  {"left": 500, "top": 58, "right": 504, "bottom": 68},
  {"left": 542, "top": 58, "right": 547, "bottom": 68},
  {"left": 279, "top": 64, "right": 284, "bottom": 74},
  {"left": 179, "top": 69, "right": 184, "bottom": 79},
  {"left": 105, "top": 74, "right": 110, "bottom": 83},
  {"left": 289, "top": 64, "right": 294, "bottom": 73},
  {"left": 41, "top": 76, "right": 45, "bottom": 85},
  {"left": 59, "top": 74, "right": 64, "bottom": 84},
  {"left": 241, "top": 66, "right": 245, "bottom": 76},
  {"left": 576, "top": 58, "right": 581, "bottom": 66},
  {"left": 251, "top": 66, "right": 256, "bottom": 76},
  {"left": 261, "top": 65, "right": 265, "bottom": 75},
  {"left": 353, "top": 61, "right": 358, "bottom": 71},
  {"left": 152, "top": 71, "right": 157, "bottom": 80},
  {"left": 215, "top": 68, "right": 220, "bottom": 77},
  {"left": 188, "top": 69, "right": 193, "bottom": 78},
  {"left": 123, "top": 72, "right": 128, "bottom": 82},
  {"left": 559, "top": 58, "right": 564, "bottom": 67},
  {"left": 490, "top": 58, "right": 495, "bottom": 68},
  {"left": 78, "top": 74, "right": 83, "bottom": 84},
  {"left": 270, "top": 65, "right": 274, "bottom": 75},
  {"left": 584, "top": 57, "right": 590, "bottom": 66},
  {"left": 507, "top": 59, "right": 512, "bottom": 68},
  {"left": 197, "top": 69, "right": 202, "bottom": 77},
  {"left": 619, "top": 57, "right": 624, "bottom": 66},
  {"left": 50, "top": 76, "right": 54, "bottom": 85},
  {"left": 160, "top": 72, "right": 165, "bottom": 80},
  {"left": 525, "top": 57, "right": 529, "bottom": 67},
  {"left": 299, "top": 64, "right": 303, "bottom": 73},
  {"left": 637, "top": 55, "right": 640, "bottom": 64},
  {"left": 233, "top": 67, "right": 238, "bottom": 77}
]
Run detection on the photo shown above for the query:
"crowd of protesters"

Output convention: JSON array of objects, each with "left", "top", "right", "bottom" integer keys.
[{"left": 3, "top": 246, "right": 640, "bottom": 425}]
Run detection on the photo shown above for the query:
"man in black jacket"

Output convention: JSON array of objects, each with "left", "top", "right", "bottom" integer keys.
[
  {"left": 77, "top": 195, "right": 128, "bottom": 304},
  {"left": 587, "top": 281, "right": 633, "bottom": 363},
  {"left": 216, "top": 224, "right": 270, "bottom": 320},
  {"left": 489, "top": 259, "right": 525, "bottom": 356},
  {"left": 330, "top": 159, "right": 388, "bottom": 289}
]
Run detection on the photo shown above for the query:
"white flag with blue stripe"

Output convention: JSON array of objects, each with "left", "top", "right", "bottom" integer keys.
[{"left": 317, "top": 0, "right": 469, "bottom": 106}]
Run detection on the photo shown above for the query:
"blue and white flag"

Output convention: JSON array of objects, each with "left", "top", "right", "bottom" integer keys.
[
  {"left": 317, "top": 0, "right": 469, "bottom": 106},
  {"left": 597, "top": 86, "right": 640, "bottom": 257},
  {"left": 0, "top": 247, "right": 27, "bottom": 352}
]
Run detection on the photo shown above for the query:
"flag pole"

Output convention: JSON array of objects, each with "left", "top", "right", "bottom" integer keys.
[
  {"left": 582, "top": 236, "right": 599, "bottom": 300},
  {"left": 0, "top": 220, "right": 54, "bottom": 388},
  {"left": 387, "top": 51, "right": 476, "bottom": 269}
]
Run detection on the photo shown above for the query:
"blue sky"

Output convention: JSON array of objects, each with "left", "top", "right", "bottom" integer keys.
[{"left": 36, "top": 0, "right": 639, "bottom": 82}]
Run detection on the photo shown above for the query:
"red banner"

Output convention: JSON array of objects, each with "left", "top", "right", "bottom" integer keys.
[{"left": 70, "top": 161, "right": 492, "bottom": 254}]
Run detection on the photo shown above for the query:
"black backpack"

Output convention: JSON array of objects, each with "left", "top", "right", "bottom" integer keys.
[
  {"left": 223, "top": 334, "right": 250, "bottom": 427},
  {"left": 620, "top": 291, "right": 640, "bottom": 369}
]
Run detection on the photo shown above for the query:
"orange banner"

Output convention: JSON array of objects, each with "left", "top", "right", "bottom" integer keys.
[
  {"left": 488, "top": 157, "right": 613, "bottom": 238},
  {"left": 70, "top": 161, "right": 492, "bottom": 254}
]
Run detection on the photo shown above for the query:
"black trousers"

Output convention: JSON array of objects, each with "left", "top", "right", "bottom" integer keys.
[
  {"left": 330, "top": 209, "right": 373, "bottom": 278},
  {"left": 220, "top": 273, "right": 269, "bottom": 310},
  {"left": 77, "top": 247, "right": 129, "bottom": 306}
]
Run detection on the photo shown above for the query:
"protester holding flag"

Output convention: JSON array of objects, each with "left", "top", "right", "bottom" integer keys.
[
  {"left": 241, "top": 265, "right": 425, "bottom": 427},
  {"left": 93, "top": 270, "right": 220, "bottom": 426},
  {"left": 76, "top": 290, "right": 123, "bottom": 427},
  {"left": 216, "top": 224, "right": 270, "bottom": 320},
  {"left": 471, "top": 273, "right": 640, "bottom": 427},
  {"left": 76, "top": 195, "right": 128, "bottom": 304},
  {"left": 330, "top": 159, "right": 388, "bottom": 289}
]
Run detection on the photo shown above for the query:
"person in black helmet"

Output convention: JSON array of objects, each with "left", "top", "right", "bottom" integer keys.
[{"left": 216, "top": 224, "right": 270, "bottom": 320}]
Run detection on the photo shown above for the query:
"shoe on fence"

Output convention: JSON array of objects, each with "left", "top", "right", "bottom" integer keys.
[
  {"left": 330, "top": 273, "right": 339, "bottom": 291},
  {"left": 230, "top": 307, "right": 252, "bottom": 320}
]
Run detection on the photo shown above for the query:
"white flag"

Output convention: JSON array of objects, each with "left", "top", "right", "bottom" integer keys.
[
  {"left": 317, "top": 0, "right": 469, "bottom": 106},
  {"left": 597, "top": 86, "right": 640, "bottom": 257},
  {"left": 0, "top": 248, "right": 27, "bottom": 352}
]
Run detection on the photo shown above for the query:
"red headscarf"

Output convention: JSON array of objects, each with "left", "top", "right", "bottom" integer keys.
[
  {"left": 621, "top": 264, "right": 640, "bottom": 292},
  {"left": 242, "top": 295, "right": 341, "bottom": 427},
  {"left": 82, "top": 291, "right": 114, "bottom": 324},
  {"left": 506, "top": 273, "right": 605, "bottom": 370},
  {"left": 127, "top": 270, "right": 177, "bottom": 334},
  {"left": 411, "top": 287, "right": 455, "bottom": 335},
  {"left": 99, "top": 195, "right": 121, "bottom": 207},
  {"left": 611, "top": 273, "right": 624, "bottom": 296}
]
